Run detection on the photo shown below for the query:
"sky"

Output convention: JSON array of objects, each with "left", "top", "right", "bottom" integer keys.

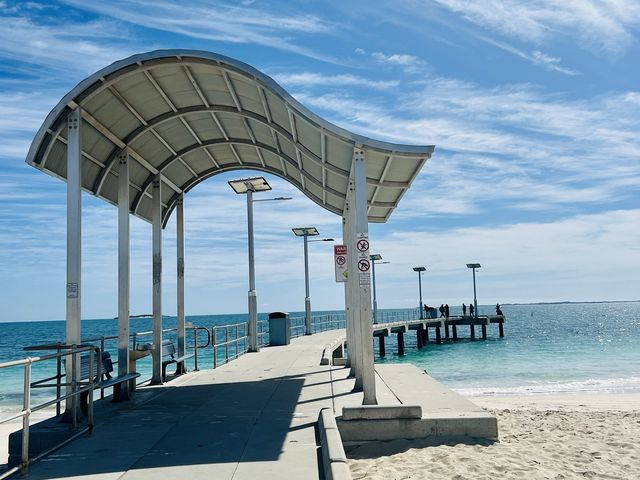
[{"left": 0, "top": 0, "right": 639, "bottom": 322}]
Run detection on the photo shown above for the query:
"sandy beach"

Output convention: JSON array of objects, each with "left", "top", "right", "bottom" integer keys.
[{"left": 347, "top": 393, "right": 640, "bottom": 480}]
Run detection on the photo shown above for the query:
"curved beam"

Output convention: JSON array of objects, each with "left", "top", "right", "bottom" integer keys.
[
  {"left": 161, "top": 164, "right": 342, "bottom": 228},
  {"left": 93, "top": 104, "right": 351, "bottom": 196},
  {"left": 131, "top": 138, "right": 347, "bottom": 214}
]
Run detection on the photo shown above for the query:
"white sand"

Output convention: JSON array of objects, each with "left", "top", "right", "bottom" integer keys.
[{"left": 348, "top": 393, "right": 640, "bottom": 480}]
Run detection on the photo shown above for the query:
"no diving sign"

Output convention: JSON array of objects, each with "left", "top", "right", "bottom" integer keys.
[{"left": 358, "top": 259, "right": 370, "bottom": 272}]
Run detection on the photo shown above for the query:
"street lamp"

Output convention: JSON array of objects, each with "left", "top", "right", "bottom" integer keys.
[
  {"left": 412, "top": 267, "right": 426, "bottom": 319},
  {"left": 292, "top": 227, "right": 333, "bottom": 335},
  {"left": 466, "top": 263, "right": 481, "bottom": 319},
  {"left": 370, "top": 254, "right": 389, "bottom": 324},
  {"left": 228, "top": 176, "right": 291, "bottom": 352}
]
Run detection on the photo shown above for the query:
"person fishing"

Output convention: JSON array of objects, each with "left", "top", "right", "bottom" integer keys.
[{"left": 496, "top": 303, "right": 503, "bottom": 316}]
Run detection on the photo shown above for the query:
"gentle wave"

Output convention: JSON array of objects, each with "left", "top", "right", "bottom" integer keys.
[{"left": 454, "top": 376, "right": 640, "bottom": 396}]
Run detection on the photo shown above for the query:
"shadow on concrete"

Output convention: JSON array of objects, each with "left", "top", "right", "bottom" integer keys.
[{"left": 22, "top": 372, "right": 315, "bottom": 479}]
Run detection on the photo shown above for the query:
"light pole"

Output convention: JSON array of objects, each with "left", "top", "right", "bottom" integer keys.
[
  {"left": 228, "top": 176, "right": 291, "bottom": 352},
  {"left": 466, "top": 263, "right": 481, "bottom": 319},
  {"left": 413, "top": 266, "right": 426, "bottom": 319},
  {"left": 370, "top": 254, "right": 389, "bottom": 324},
  {"left": 292, "top": 227, "right": 333, "bottom": 335}
]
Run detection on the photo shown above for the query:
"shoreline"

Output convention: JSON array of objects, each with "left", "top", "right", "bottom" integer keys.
[{"left": 348, "top": 392, "right": 640, "bottom": 479}]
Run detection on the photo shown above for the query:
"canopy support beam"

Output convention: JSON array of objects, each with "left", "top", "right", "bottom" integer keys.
[
  {"left": 151, "top": 176, "right": 163, "bottom": 385},
  {"left": 65, "top": 108, "right": 82, "bottom": 416},
  {"left": 176, "top": 195, "right": 186, "bottom": 373},
  {"left": 350, "top": 147, "right": 377, "bottom": 405},
  {"left": 117, "top": 148, "right": 131, "bottom": 400}
]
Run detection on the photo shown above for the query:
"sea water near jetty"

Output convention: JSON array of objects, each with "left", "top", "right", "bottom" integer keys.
[
  {"left": 0, "top": 302, "right": 638, "bottom": 412},
  {"left": 378, "top": 302, "right": 640, "bottom": 396}
]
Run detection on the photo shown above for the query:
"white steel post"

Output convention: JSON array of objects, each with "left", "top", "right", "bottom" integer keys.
[
  {"left": 346, "top": 177, "right": 364, "bottom": 388},
  {"left": 372, "top": 258, "right": 378, "bottom": 324},
  {"left": 342, "top": 213, "right": 357, "bottom": 373},
  {"left": 65, "top": 108, "right": 82, "bottom": 414},
  {"left": 151, "top": 176, "right": 163, "bottom": 384},
  {"left": 247, "top": 190, "right": 259, "bottom": 352},
  {"left": 176, "top": 195, "right": 186, "bottom": 373},
  {"left": 304, "top": 234, "right": 312, "bottom": 335},
  {"left": 352, "top": 148, "right": 376, "bottom": 405},
  {"left": 117, "top": 149, "right": 130, "bottom": 399}
]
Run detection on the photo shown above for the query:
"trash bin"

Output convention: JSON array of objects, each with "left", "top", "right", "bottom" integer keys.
[{"left": 268, "top": 312, "right": 290, "bottom": 346}]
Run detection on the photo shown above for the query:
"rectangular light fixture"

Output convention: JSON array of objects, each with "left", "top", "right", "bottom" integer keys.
[
  {"left": 228, "top": 176, "right": 272, "bottom": 194},
  {"left": 292, "top": 227, "right": 319, "bottom": 236},
  {"left": 413, "top": 266, "right": 426, "bottom": 272},
  {"left": 466, "top": 263, "right": 481, "bottom": 268},
  {"left": 370, "top": 254, "right": 382, "bottom": 261}
]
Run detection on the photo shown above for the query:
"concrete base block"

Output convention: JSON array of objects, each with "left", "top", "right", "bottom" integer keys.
[
  {"left": 329, "top": 461, "right": 352, "bottom": 480},
  {"left": 342, "top": 405, "right": 422, "bottom": 421},
  {"left": 333, "top": 357, "right": 347, "bottom": 366}
]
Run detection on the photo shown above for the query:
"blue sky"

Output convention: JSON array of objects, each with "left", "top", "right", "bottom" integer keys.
[{"left": 0, "top": 0, "right": 639, "bottom": 322}]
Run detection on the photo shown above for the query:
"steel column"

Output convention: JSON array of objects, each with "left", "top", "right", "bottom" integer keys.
[
  {"left": 151, "top": 176, "right": 163, "bottom": 385},
  {"left": 116, "top": 149, "right": 130, "bottom": 400},
  {"left": 351, "top": 148, "right": 376, "bottom": 405},
  {"left": 176, "top": 195, "right": 186, "bottom": 373},
  {"left": 371, "top": 258, "right": 378, "bottom": 323},
  {"left": 304, "top": 234, "right": 312, "bottom": 334},
  {"left": 65, "top": 108, "right": 82, "bottom": 414},
  {"left": 346, "top": 194, "right": 362, "bottom": 381},
  {"left": 247, "top": 191, "right": 259, "bottom": 352},
  {"left": 342, "top": 215, "right": 356, "bottom": 371}
]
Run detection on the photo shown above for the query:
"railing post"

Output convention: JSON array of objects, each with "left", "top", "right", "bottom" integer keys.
[
  {"left": 99, "top": 336, "right": 105, "bottom": 400},
  {"left": 235, "top": 324, "right": 239, "bottom": 358},
  {"left": 55, "top": 344, "right": 62, "bottom": 416},
  {"left": 71, "top": 345, "right": 77, "bottom": 429},
  {"left": 212, "top": 327, "right": 217, "bottom": 369},
  {"left": 88, "top": 349, "right": 95, "bottom": 432},
  {"left": 21, "top": 359, "right": 32, "bottom": 473},
  {"left": 225, "top": 328, "right": 229, "bottom": 364},
  {"left": 193, "top": 328, "right": 199, "bottom": 372}
]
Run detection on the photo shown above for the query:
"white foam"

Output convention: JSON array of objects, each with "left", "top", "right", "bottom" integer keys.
[{"left": 453, "top": 376, "right": 640, "bottom": 396}]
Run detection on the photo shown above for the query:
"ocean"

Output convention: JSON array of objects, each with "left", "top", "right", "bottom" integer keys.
[{"left": 0, "top": 302, "right": 638, "bottom": 413}]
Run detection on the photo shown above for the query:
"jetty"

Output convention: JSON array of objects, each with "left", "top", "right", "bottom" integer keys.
[
  {"left": 13, "top": 329, "right": 497, "bottom": 480},
  {"left": 1, "top": 48, "right": 504, "bottom": 479},
  {"left": 374, "top": 315, "right": 506, "bottom": 356}
]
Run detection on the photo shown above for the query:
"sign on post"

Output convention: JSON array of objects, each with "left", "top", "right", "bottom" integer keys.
[
  {"left": 356, "top": 233, "right": 371, "bottom": 286},
  {"left": 334, "top": 245, "right": 348, "bottom": 282}
]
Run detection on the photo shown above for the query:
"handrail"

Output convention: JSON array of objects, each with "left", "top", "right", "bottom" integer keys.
[{"left": 0, "top": 344, "right": 97, "bottom": 478}]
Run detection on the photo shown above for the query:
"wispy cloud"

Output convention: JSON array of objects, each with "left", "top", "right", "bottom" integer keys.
[
  {"left": 371, "top": 51, "right": 426, "bottom": 74},
  {"left": 433, "top": 0, "right": 640, "bottom": 57},
  {"left": 272, "top": 72, "right": 399, "bottom": 91},
  {"left": 62, "top": 0, "right": 341, "bottom": 64}
]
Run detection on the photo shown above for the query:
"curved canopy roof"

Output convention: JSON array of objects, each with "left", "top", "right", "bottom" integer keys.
[{"left": 26, "top": 50, "right": 434, "bottom": 225}]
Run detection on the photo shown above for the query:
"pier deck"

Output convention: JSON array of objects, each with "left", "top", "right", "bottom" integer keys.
[{"left": 24, "top": 330, "right": 342, "bottom": 480}]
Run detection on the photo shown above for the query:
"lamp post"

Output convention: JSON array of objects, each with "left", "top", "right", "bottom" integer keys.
[
  {"left": 466, "top": 263, "right": 481, "bottom": 319},
  {"left": 370, "top": 254, "right": 389, "bottom": 324},
  {"left": 228, "top": 176, "right": 291, "bottom": 352},
  {"left": 292, "top": 227, "right": 333, "bottom": 335},
  {"left": 412, "top": 266, "right": 426, "bottom": 319}
]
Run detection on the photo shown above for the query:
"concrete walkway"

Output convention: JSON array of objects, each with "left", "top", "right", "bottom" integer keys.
[{"left": 25, "top": 330, "right": 343, "bottom": 480}]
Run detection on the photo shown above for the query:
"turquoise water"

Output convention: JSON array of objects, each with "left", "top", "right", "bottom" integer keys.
[
  {"left": 377, "top": 302, "right": 640, "bottom": 396},
  {"left": 0, "top": 303, "right": 638, "bottom": 413}
]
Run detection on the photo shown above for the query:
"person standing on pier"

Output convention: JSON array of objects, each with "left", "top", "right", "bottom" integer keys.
[
  {"left": 462, "top": 303, "right": 467, "bottom": 318},
  {"left": 439, "top": 304, "right": 445, "bottom": 317},
  {"left": 444, "top": 304, "right": 450, "bottom": 317},
  {"left": 469, "top": 303, "right": 474, "bottom": 316},
  {"left": 496, "top": 303, "right": 503, "bottom": 316}
]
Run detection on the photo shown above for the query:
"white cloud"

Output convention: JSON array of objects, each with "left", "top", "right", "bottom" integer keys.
[
  {"left": 272, "top": 72, "right": 399, "bottom": 90},
  {"left": 61, "top": 0, "right": 340, "bottom": 64},
  {"left": 371, "top": 51, "right": 425, "bottom": 74},
  {"left": 433, "top": 0, "right": 640, "bottom": 56}
]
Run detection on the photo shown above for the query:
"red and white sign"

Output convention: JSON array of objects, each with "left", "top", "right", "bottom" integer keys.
[{"left": 334, "top": 245, "right": 348, "bottom": 283}]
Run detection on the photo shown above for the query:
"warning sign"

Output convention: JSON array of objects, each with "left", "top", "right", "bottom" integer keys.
[
  {"left": 358, "top": 259, "right": 370, "bottom": 272},
  {"left": 357, "top": 239, "right": 369, "bottom": 252},
  {"left": 334, "top": 245, "right": 348, "bottom": 283}
]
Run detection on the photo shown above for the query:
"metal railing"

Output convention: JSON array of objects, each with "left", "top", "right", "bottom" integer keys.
[
  {"left": 211, "top": 322, "right": 249, "bottom": 369},
  {"left": 0, "top": 345, "right": 98, "bottom": 478},
  {"left": 375, "top": 308, "right": 421, "bottom": 324}
]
